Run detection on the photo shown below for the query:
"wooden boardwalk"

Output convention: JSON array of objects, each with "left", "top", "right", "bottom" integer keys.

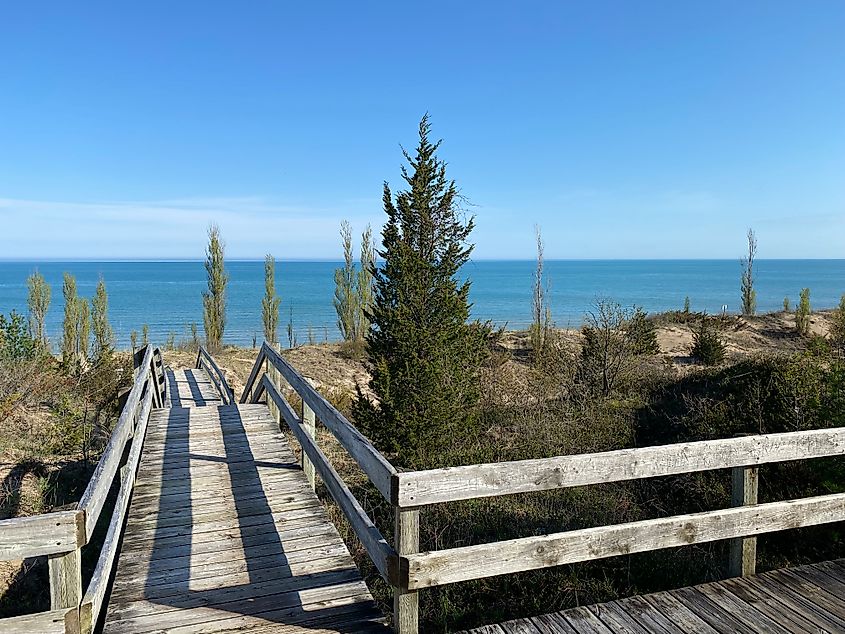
[
  {"left": 464, "top": 558, "right": 845, "bottom": 634},
  {"left": 102, "top": 368, "right": 389, "bottom": 634}
]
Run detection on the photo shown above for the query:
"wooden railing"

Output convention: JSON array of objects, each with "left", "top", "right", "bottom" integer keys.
[
  {"left": 242, "top": 341, "right": 845, "bottom": 634},
  {"left": 0, "top": 345, "right": 166, "bottom": 634},
  {"left": 196, "top": 346, "right": 234, "bottom": 403}
]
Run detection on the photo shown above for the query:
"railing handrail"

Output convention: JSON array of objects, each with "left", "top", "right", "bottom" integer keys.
[
  {"left": 0, "top": 344, "right": 165, "bottom": 634},
  {"left": 242, "top": 342, "right": 397, "bottom": 500},
  {"left": 238, "top": 342, "right": 845, "bottom": 633},
  {"left": 196, "top": 346, "right": 234, "bottom": 403}
]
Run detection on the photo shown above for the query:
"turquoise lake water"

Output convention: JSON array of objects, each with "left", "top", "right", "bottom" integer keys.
[{"left": 0, "top": 260, "right": 843, "bottom": 349}]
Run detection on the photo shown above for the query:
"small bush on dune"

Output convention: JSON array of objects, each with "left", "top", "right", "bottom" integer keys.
[{"left": 690, "top": 316, "right": 725, "bottom": 365}]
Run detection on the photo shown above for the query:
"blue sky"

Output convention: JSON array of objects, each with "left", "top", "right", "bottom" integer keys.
[{"left": 1, "top": 1, "right": 843, "bottom": 259}]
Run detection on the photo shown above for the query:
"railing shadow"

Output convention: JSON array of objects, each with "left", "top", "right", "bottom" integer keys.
[{"left": 114, "top": 369, "right": 384, "bottom": 632}]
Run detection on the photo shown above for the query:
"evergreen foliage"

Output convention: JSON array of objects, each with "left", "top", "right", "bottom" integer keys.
[
  {"left": 0, "top": 311, "right": 37, "bottom": 363},
  {"left": 353, "top": 115, "right": 490, "bottom": 467},
  {"left": 796, "top": 288, "right": 811, "bottom": 336},
  {"left": 142, "top": 324, "right": 149, "bottom": 346},
  {"left": 202, "top": 224, "right": 228, "bottom": 352},
  {"left": 683, "top": 296, "right": 690, "bottom": 314},
  {"left": 740, "top": 228, "right": 757, "bottom": 316},
  {"left": 77, "top": 299, "right": 90, "bottom": 362},
  {"left": 628, "top": 307, "right": 659, "bottom": 355},
  {"left": 262, "top": 254, "right": 281, "bottom": 345},
  {"left": 783, "top": 296, "right": 790, "bottom": 312},
  {"left": 691, "top": 316, "right": 726, "bottom": 365},
  {"left": 356, "top": 225, "right": 375, "bottom": 342},
  {"left": 26, "top": 270, "right": 50, "bottom": 350},
  {"left": 91, "top": 276, "right": 114, "bottom": 360}
]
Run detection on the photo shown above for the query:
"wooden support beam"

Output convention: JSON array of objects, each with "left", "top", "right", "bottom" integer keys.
[
  {"left": 48, "top": 547, "right": 82, "bottom": 610},
  {"left": 729, "top": 464, "right": 759, "bottom": 577},
  {"left": 301, "top": 379, "right": 317, "bottom": 491},
  {"left": 394, "top": 507, "right": 420, "bottom": 634}
]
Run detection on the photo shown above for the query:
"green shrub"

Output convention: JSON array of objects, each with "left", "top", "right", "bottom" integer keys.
[
  {"left": 202, "top": 224, "right": 228, "bottom": 352},
  {"left": 830, "top": 294, "right": 845, "bottom": 352},
  {"left": 26, "top": 270, "right": 50, "bottom": 350},
  {"left": 628, "top": 307, "right": 659, "bottom": 355},
  {"left": 796, "top": 288, "right": 811, "bottom": 336},
  {"left": 691, "top": 317, "right": 725, "bottom": 365},
  {"left": 0, "top": 311, "right": 37, "bottom": 363}
]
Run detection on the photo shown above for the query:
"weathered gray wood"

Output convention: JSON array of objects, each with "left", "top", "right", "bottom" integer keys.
[
  {"left": 641, "top": 592, "right": 719, "bottom": 633},
  {"left": 394, "top": 426, "right": 845, "bottom": 507},
  {"left": 196, "top": 347, "right": 234, "bottom": 403},
  {"left": 0, "top": 509, "right": 83, "bottom": 560},
  {"left": 80, "top": 380, "right": 154, "bottom": 634},
  {"left": 394, "top": 507, "right": 419, "bottom": 634},
  {"left": 256, "top": 343, "right": 396, "bottom": 500},
  {"left": 403, "top": 492, "right": 845, "bottom": 589},
  {"left": 301, "top": 378, "right": 317, "bottom": 491},
  {"left": 263, "top": 377, "right": 398, "bottom": 584},
  {"left": 49, "top": 545, "right": 82, "bottom": 610},
  {"left": 239, "top": 343, "right": 267, "bottom": 403},
  {"left": 695, "top": 582, "right": 791, "bottom": 633},
  {"left": 78, "top": 345, "right": 154, "bottom": 538},
  {"left": 729, "top": 464, "right": 758, "bottom": 577},
  {"left": 670, "top": 586, "right": 757, "bottom": 634},
  {"left": 0, "top": 608, "right": 75, "bottom": 634}
]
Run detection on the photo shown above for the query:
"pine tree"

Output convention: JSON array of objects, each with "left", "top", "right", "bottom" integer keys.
[
  {"left": 26, "top": 270, "right": 51, "bottom": 351},
  {"left": 262, "top": 254, "right": 281, "bottom": 345},
  {"left": 353, "top": 115, "right": 490, "bottom": 467},
  {"left": 62, "top": 273, "right": 80, "bottom": 367},
  {"left": 740, "top": 228, "right": 757, "bottom": 316},
  {"left": 202, "top": 224, "right": 228, "bottom": 352},
  {"left": 91, "top": 276, "right": 114, "bottom": 360}
]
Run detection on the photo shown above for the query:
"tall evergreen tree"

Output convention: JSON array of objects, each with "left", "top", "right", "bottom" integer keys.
[
  {"left": 91, "top": 276, "right": 114, "bottom": 360},
  {"left": 202, "top": 224, "right": 228, "bottom": 352},
  {"left": 353, "top": 115, "right": 489, "bottom": 467},
  {"left": 262, "top": 254, "right": 281, "bottom": 345},
  {"left": 26, "top": 270, "right": 51, "bottom": 350},
  {"left": 355, "top": 224, "right": 375, "bottom": 343}
]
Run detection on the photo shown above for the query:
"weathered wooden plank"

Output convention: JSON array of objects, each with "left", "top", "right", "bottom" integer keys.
[
  {"left": 264, "top": 378, "right": 398, "bottom": 584},
  {"left": 559, "top": 607, "right": 614, "bottom": 633},
  {"left": 587, "top": 602, "right": 651, "bottom": 634},
  {"left": 498, "top": 619, "right": 543, "bottom": 633},
  {"left": 670, "top": 586, "right": 758, "bottom": 634},
  {"left": 728, "top": 463, "right": 758, "bottom": 577},
  {"left": 394, "top": 426, "right": 845, "bottom": 507},
  {"left": 695, "top": 582, "right": 792, "bottom": 633},
  {"left": 717, "top": 577, "right": 827, "bottom": 634},
  {"left": 79, "top": 345, "right": 154, "bottom": 538},
  {"left": 751, "top": 573, "right": 845, "bottom": 632},
  {"left": 259, "top": 344, "right": 396, "bottom": 501},
  {"left": 49, "top": 545, "right": 82, "bottom": 610},
  {"left": 605, "top": 596, "right": 674, "bottom": 634},
  {"left": 394, "top": 507, "right": 419, "bottom": 634},
  {"left": 197, "top": 347, "right": 235, "bottom": 402},
  {"left": 403, "top": 493, "right": 845, "bottom": 589},
  {"left": 529, "top": 613, "right": 579, "bottom": 634},
  {"left": 0, "top": 608, "right": 75, "bottom": 634},
  {"left": 80, "top": 380, "right": 154, "bottom": 634},
  {"left": 640, "top": 592, "right": 719, "bottom": 634},
  {"left": 0, "top": 509, "right": 83, "bottom": 559}
]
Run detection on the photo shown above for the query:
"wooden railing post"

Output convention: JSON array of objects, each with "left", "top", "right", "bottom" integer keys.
[
  {"left": 301, "top": 380, "right": 316, "bottom": 490},
  {"left": 729, "top": 464, "right": 759, "bottom": 577},
  {"left": 48, "top": 547, "right": 82, "bottom": 610},
  {"left": 394, "top": 507, "right": 419, "bottom": 634}
]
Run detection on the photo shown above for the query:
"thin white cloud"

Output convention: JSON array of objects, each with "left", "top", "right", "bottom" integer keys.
[{"left": 0, "top": 197, "right": 384, "bottom": 259}]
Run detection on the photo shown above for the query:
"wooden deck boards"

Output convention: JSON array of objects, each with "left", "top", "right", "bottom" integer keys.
[
  {"left": 103, "top": 368, "right": 387, "bottom": 634},
  {"left": 463, "top": 558, "right": 845, "bottom": 634}
]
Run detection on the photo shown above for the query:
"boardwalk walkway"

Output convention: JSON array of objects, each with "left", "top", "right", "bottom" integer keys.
[
  {"left": 465, "top": 558, "right": 845, "bottom": 634},
  {"left": 102, "top": 368, "right": 388, "bottom": 634}
]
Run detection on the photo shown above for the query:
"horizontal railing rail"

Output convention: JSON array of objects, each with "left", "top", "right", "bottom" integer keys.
[
  {"left": 239, "top": 342, "right": 845, "bottom": 634},
  {"left": 196, "top": 346, "right": 234, "bottom": 403},
  {"left": 0, "top": 344, "right": 165, "bottom": 634}
]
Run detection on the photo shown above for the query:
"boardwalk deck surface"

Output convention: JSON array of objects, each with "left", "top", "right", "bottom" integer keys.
[
  {"left": 103, "top": 368, "right": 388, "bottom": 634},
  {"left": 463, "top": 558, "right": 845, "bottom": 634}
]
